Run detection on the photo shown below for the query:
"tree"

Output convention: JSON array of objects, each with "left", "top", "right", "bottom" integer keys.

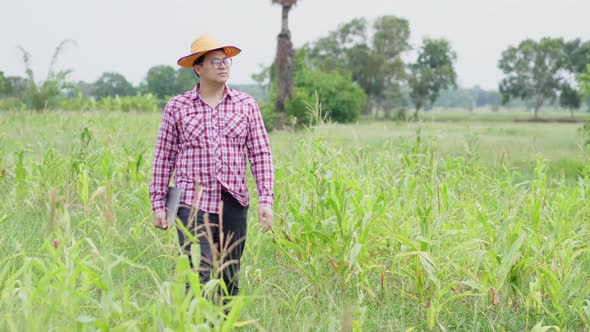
[
  {"left": 271, "top": 0, "right": 298, "bottom": 129},
  {"left": 559, "top": 83, "right": 582, "bottom": 117},
  {"left": 145, "top": 65, "right": 179, "bottom": 99},
  {"left": 559, "top": 39, "right": 590, "bottom": 116},
  {"left": 286, "top": 48, "right": 367, "bottom": 125},
  {"left": 309, "top": 17, "right": 367, "bottom": 67},
  {"left": 578, "top": 65, "right": 590, "bottom": 147},
  {"left": 176, "top": 67, "right": 198, "bottom": 92},
  {"left": 408, "top": 38, "right": 457, "bottom": 119},
  {"left": 76, "top": 80, "right": 96, "bottom": 97},
  {"left": 579, "top": 64, "right": 590, "bottom": 97},
  {"left": 498, "top": 38, "right": 566, "bottom": 118},
  {"left": 93, "top": 72, "right": 135, "bottom": 99},
  {"left": 307, "top": 16, "right": 410, "bottom": 116},
  {"left": 144, "top": 66, "right": 196, "bottom": 100},
  {"left": 369, "top": 16, "right": 410, "bottom": 116},
  {"left": 0, "top": 71, "right": 10, "bottom": 97},
  {"left": 17, "top": 39, "right": 77, "bottom": 111},
  {"left": 6, "top": 76, "right": 28, "bottom": 99},
  {"left": 564, "top": 39, "right": 590, "bottom": 74}
]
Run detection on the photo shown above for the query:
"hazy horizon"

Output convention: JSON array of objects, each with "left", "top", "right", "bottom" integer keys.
[{"left": 1, "top": 0, "right": 588, "bottom": 90}]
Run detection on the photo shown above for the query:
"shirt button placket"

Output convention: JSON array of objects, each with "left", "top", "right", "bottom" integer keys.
[{"left": 212, "top": 108, "right": 223, "bottom": 180}]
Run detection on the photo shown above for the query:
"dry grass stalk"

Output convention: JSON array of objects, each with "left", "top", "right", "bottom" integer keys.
[
  {"left": 105, "top": 183, "right": 116, "bottom": 226},
  {"left": 490, "top": 287, "right": 499, "bottom": 306},
  {"left": 341, "top": 304, "right": 354, "bottom": 332}
]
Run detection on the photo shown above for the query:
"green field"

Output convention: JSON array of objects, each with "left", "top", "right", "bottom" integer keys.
[{"left": 1, "top": 111, "right": 590, "bottom": 331}]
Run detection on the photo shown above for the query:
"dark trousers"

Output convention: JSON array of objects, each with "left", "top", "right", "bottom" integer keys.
[{"left": 176, "top": 191, "right": 248, "bottom": 297}]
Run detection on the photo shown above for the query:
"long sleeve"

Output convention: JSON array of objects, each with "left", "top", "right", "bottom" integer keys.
[
  {"left": 149, "top": 102, "right": 179, "bottom": 212},
  {"left": 245, "top": 102, "right": 275, "bottom": 207}
]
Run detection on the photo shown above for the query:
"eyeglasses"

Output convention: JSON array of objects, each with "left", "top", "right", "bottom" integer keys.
[{"left": 207, "top": 57, "right": 232, "bottom": 69}]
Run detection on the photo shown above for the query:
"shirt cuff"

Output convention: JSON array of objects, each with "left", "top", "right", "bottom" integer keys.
[
  {"left": 258, "top": 195, "right": 274, "bottom": 208},
  {"left": 152, "top": 201, "right": 165, "bottom": 213}
]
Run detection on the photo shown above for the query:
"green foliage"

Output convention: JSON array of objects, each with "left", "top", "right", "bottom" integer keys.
[
  {"left": 176, "top": 68, "right": 198, "bottom": 92},
  {"left": 579, "top": 64, "right": 590, "bottom": 97},
  {"left": 258, "top": 102, "right": 275, "bottom": 132},
  {"left": 308, "top": 16, "right": 410, "bottom": 113},
  {"left": 0, "top": 71, "right": 10, "bottom": 97},
  {"left": 498, "top": 38, "right": 567, "bottom": 117},
  {"left": 5, "top": 76, "right": 28, "bottom": 99},
  {"left": 17, "top": 40, "right": 77, "bottom": 111},
  {"left": 285, "top": 49, "right": 367, "bottom": 125},
  {"left": 93, "top": 72, "right": 136, "bottom": 99},
  {"left": 95, "top": 93, "right": 161, "bottom": 112},
  {"left": 145, "top": 65, "right": 197, "bottom": 99},
  {"left": 408, "top": 38, "right": 458, "bottom": 118},
  {"left": 146, "top": 65, "right": 176, "bottom": 99},
  {"left": 564, "top": 39, "right": 590, "bottom": 74},
  {"left": 0, "top": 97, "right": 26, "bottom": 111},
  {"left": 559, "top": 83, "right": 582, "bottom": 116},
  {"left": 580, "top": 65, "right": 590, "bottom": 148},
  {"left": 55, "top": 96, "right": 95, "bottom": 111},
  {"left": 53, "top": 93, "right": 162, "bottom": 112},
  {"left": 1, "top": 112, "right": 590, "bottom": 330},
  {"left": 557, "top": 39, "right": 590, "bottom": 115}
]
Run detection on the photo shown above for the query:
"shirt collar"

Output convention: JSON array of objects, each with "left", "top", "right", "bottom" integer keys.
[{"left": 192, "top": 83, "right": 234, "bottom": 103}]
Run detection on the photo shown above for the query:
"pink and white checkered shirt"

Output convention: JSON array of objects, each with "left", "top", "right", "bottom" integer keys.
[{"left": 149, "top": 84, "right": 274, "bottom": 214}]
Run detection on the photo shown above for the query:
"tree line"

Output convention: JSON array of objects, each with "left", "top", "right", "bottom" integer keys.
[
  {"left": 0, "top": 40, "right": 200, "bottom": 111},
  {"left": 1, "top": 9, "right": 590, "bottom": 130},
  {"left": 266, "top": 3, "right": 590, "bottom": 128}
]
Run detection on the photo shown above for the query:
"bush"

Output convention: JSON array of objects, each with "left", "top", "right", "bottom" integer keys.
[
  {"left": 96, "top": 94, "right": 161, "bottom": 112},
  {"left": 284, "top": 88, "right": 315, "bottom": 126},
  {"left": 56, "top": 96, "right": 95, "bottom": 111},
  {"left": 287, "top": 68, "right": 367, "bottom": 125},
  {"left": 0, "top": 97, "right": 27, "bottom": 111},
  {"left": 259, "top": 102, "right": 275, "bottom": 132},
  {"left": 393, "top": 108, "right": 408, "bottom": 121}
]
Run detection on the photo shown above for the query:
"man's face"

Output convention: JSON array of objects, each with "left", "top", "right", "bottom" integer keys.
[{"left": 194, "top": 50, "right": 231, "bottom": 84}]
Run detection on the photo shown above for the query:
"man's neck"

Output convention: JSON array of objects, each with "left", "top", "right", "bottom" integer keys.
[{"left": 199, "top": 82, "right": 226, "bottom": 108}]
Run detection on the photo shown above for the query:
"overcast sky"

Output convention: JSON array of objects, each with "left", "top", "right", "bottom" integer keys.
[{"left": 1, "top": 0, "right": 588, "bottom": 90}]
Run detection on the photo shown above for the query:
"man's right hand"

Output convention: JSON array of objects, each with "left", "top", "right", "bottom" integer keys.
[{"left": 154, "top": 210, "right": 168, "bottom": 229}]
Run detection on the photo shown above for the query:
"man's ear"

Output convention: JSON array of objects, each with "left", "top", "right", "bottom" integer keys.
[{"left": 193, "top": 64, "right": 201, "bottom": 77}]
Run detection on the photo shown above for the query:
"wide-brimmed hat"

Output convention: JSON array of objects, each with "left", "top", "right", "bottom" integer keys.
[{"left": 177, "top": 34, "right": 241, "bottom": 68}]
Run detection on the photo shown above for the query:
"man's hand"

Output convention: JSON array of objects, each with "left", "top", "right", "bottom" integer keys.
[
  {"left": 258, "top": 205, "right": 273, "bottom": 233},
  {"left": 154, "top": 210, "right": 168, "bottom": 230}
]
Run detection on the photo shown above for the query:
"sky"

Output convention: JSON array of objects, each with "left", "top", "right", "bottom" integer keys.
[{"left": 1, "top": 0, "right": 588, "bottom": 90}]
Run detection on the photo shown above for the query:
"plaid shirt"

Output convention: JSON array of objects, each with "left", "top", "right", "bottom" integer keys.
[{"left": 149, "top": 84, "right": 274, "bottom": 214}]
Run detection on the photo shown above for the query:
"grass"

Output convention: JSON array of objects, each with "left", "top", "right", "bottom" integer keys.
[{"left": 1, "top": 110, "right": 590, "bottom": 331}]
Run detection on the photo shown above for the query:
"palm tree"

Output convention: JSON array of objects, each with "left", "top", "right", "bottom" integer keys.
[{"left": 271, "top": 0, "right": 298, "bottom": 129}]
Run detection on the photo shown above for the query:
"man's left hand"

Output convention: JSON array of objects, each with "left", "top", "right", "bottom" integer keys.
[{"left": 258, "top": 205, "right": 273, "bottom": 233}]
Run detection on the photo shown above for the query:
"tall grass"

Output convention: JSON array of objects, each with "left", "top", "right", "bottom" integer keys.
[{"left": 0, "top": 110, "right": 589, "bottom": 330}]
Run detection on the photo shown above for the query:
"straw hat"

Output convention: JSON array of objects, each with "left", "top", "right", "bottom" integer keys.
[{"left": 177, "top": 34, "right": 241, "bottom": 68}]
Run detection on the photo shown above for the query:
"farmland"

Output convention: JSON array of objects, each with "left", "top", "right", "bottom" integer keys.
[{"left": 1, "top": 110, "right": 590, "bottom": 331}]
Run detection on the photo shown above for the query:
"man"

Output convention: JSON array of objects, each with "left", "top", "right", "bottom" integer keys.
[{"left": 149, "top": 34, "right": 274, "bottom": 298}]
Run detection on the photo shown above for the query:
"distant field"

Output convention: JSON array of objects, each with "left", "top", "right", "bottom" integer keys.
[
  {"left": 313, "top": 117, "right": 588, "bottom": 180},
  {"left": 421, "top": 109, "right": 590, "bottom": 123},
  {"left": 1, "top": 111, "right": 589, "bottom": 330}
]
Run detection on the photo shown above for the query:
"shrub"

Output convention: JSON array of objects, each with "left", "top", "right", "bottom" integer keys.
[
  {"left": 96, "top": 94, "right": 161, "bottom": 112},
  {"left": 0, "top": 97, "right": 27, "bottom": 111},
  {"left": 259, "top": 102, "right": 275, "bottom": 132},
  {"left": 287, "top": 68, "right": 367, "bottom": 125},
  {"left": 56, "top": 96, "right": 95, "bottom": 111}
]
